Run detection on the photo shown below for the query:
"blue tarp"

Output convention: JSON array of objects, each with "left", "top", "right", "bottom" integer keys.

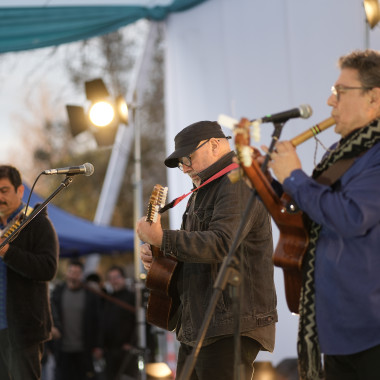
[{"left": 22, "top": 184, "right": 134, "bottom": 257}]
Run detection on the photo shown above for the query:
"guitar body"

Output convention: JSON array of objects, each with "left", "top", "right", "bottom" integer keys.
[
  {"left": 146, "top": 246, "right": 180, "bottom": 331},
  {"left": 234, "top": 118, "right": 309, "bottom": 313},
  {"left": 144, "top": 185, "right": 181, "bottom": 331},
  {"left": 274, "top": 208, "right": 308, "bottom": 314}
]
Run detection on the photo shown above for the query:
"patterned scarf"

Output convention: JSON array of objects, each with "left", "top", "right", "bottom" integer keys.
[{"left": 297, "top": 118, "right": 380, "bottom": 380}]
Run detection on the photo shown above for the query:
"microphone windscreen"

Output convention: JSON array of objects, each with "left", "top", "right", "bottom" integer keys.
[
  {"left": 84, "top": 163, "right": 95, "bottom": 176},
  {"left": 299, "top": 104, "right": 313, "bottom": 119}
]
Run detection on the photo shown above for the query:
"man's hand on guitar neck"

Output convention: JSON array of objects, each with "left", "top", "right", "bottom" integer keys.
[
  {"left": 232, "top": 148, "right": 274, "bottom": 188},
  {"left": 136, "top": 214, "right": 163, "bottom": 248},
  {"left": 262, "top": 141, "right": 302, "bottom": 184},
  {"left": 140, "top": 243, "right": 153, "bottom": 271}
]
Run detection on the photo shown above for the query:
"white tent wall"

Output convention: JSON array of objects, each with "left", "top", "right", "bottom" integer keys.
[{"left": 164, "top": 0, "right": 380, "bottom": 364}]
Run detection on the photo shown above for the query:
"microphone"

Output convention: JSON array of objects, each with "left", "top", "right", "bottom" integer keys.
[
  {"left": 43, "top": 163, "right": 94, "bottom": 176},
  {"left": 256, "top": 104, "right": 313, "bottom": 124}
]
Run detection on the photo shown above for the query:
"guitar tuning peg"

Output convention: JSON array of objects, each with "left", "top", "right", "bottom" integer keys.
[
  {"left": 217, "top": 114, "right": 237, "bottom": 130},
  {"left": 251, "top": 120, "right": 261, "bottom": 142},
  {"left": 241, "top": 146, "right": 253, "bottom": 167}
]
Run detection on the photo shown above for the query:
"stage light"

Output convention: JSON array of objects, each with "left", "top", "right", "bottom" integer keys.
[
  {"left": 88, "top": 100, "right": 115, "bottom": 127},
  {"left": 66, "top": 105, "right": 88, "bottom": 136},
  {"left": 84, "top": 78, "right": 128, "bottom": 128},
  {"left": 364, "top": 0, "right": 380, "bottom": 29},
  {"left": 116, "top": 95, "right": 129, "bottom": 125},
  {"left": 252, "top": 361, "right": 276, "bottom": 380},
  {"left": 66, "top": 78, "right": 129, "bottom": 146},
  {"left": 145, "top": 362, "right": 173, "bottom": 379},
  {"left": 85, "top": 78, "right": 110, "bottom": 101},
  {"left": 86, "top": 78, "right": 117, "bottom": 128}
]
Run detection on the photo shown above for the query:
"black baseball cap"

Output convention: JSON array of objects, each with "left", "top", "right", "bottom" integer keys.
[{"left": 164, "top": 121, "right": 227, "bottom": 168}]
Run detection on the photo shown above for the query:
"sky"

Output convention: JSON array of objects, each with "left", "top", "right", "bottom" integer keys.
[
  {"left": 0, "top": 46, "right": 82, "bottom": 162},
  {"left": 0, "top": 17, "right": 148, "bottom": 170},
  {"left": 0, "top": 1, "right": 157, "bottom": 166}
]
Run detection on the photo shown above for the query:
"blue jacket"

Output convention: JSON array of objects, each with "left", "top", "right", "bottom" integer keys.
[{"left": 283, "top": 142, "right": 380, "bottom": 355}]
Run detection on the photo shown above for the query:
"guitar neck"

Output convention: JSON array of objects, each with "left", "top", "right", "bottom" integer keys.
[
  {"left": 151, "top": 245, "right": 163, "bottom": 258},
  {"left": 1, "top": 206, "right": 32, "bottom": 239}
]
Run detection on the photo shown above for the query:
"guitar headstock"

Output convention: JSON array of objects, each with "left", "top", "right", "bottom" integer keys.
[
  {"left": 146, "top": 184, "right": 168, "bottom": 224},
  {"left": 234, "top": 117, "right": 255, "bottom": 168}
]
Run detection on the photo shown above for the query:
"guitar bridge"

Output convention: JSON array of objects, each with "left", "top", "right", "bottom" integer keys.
[{"left": 286, "top": 201, "right": 300, "bottom": 214}]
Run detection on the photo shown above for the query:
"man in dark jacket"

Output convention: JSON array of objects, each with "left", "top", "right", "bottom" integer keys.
[
  {"left": 137, "top": 121, "right": 277, "bottom": 379},
  {"left": 51, "top": 259, "right": 102, "bottom": 380},
  {"left": 0, "top": 165, "right": 58, "bottom": 380}
]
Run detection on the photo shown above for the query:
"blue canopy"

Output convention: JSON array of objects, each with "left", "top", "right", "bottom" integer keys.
[{"left": 22, "top": 184, "right": 134, "bottom": 257}]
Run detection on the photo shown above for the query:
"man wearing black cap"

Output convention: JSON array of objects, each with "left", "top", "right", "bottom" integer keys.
[{"left": 137, "top": 121, "right": 277, "bottom": 379}]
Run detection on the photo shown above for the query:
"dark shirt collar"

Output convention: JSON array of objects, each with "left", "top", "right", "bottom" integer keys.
[{"left": 198, "top": 151, "right": 235, "bottom": 183}]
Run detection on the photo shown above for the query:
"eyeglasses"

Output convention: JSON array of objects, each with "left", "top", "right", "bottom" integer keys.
[
  {"left": 331, "top": 85, "right": 372, "bottom": 102},
  {"left": 178, "top": 139, "right": 210, "bottom": 171}
]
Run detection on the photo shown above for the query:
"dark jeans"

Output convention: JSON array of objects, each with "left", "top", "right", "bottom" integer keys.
[
  {"left": 324, "top": 344, "right": 380, "bottom": 380},
  {"left": 176, "top": 336, "right": 261, "bottom": 380},
  {"left": 104, "top": 347, "right": 138, "bottom": 380},
  {"left": 55, "top": 351, "right": 94, "bottom": 380},
  {"left": 0, "top": 328, "right": 44, "bottom": 380}
]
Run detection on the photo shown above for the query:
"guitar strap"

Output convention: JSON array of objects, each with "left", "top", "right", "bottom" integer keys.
[
  {"left": 314, "top": 155, "right": 362, "bottom": 186},
  {"left": 161, "top": 155, "right": 359, "bottom": 213},
  {"left": 159, "top": 163, "right": 239, "bottom": 213}
]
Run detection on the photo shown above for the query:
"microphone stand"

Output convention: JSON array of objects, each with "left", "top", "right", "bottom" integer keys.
[
  {"left": 0, "top": 176, "right": 73, "bottom": 249},
  {"left": 178, "top": 121, "right": 285, "bottom": 380},
  {"left": 261, "top": 121, "right": 285, "bottom": 169}
]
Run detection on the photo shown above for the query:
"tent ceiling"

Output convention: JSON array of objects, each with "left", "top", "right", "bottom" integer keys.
[
  {"left": 1, "top": 1, "right": 174, "bottom": 5},
  {"left": 0, "top": 0, "right": 209, "bottom": 53}
]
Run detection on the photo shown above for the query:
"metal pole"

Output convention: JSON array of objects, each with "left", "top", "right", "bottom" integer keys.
[
  {"left": 133, "top": 103, "right": 147, "bottom": 380},
  {"left": 84, "top": 22, "right": 158, "bottom": 274},
  {"left": 129, "top": 22, "right": 160, "bottom": 380},
  {"left": 85, "top": 22, "right": 160, "bottom": 380},
  {"left": 83, "top": 118, "right": 134, "bottom": 274}
]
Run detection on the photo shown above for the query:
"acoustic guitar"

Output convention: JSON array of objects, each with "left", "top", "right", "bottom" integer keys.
[
  {"left": 1, "top": 207, "right": 33, "bottom": 239},
  {"left": 145, "top": 184, "right": 180, "bottom": 331},
  {"left": 233, "top": 116, "right": 335, "bottom": 313},
  {"left": 233, "top": 118, "right": 308, "bottom": 313}
]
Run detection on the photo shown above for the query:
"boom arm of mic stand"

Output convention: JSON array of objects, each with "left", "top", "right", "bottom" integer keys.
[{"left": 0, "top": 176, "right": 73, "bottom": 250}]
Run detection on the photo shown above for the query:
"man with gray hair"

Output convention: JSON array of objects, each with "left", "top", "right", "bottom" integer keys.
[{"left": 267, "top": 49, "right": 380, "bottom": 379}]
